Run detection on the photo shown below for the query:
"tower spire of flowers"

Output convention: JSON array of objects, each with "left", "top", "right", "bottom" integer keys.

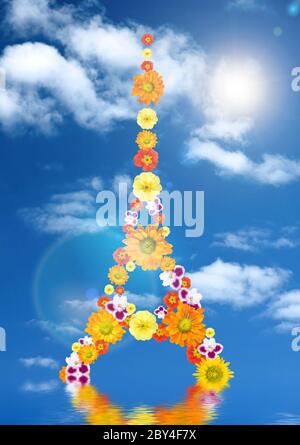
[{"left": 59, "top": 33, "right": 233, "bottom": 396}]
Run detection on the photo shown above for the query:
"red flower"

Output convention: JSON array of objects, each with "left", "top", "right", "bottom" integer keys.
[
  {"left": 141, "top": 61, "right": 153, "bottom": 72},
  {"left": 154, "top": 213, "right": 165, "bottom": 225},
  {"left": 152, "top": 324, "right": 169, "bottom": 342},
  {"left": 113, "top": 247, "right": 130, "bottom": 265},
  {"left": 95, "top": 340, "right": 109, "bottom": 355},
  {"left": 130, "top": 198, "right": 143, "bottom": 212},
  {"left": 163, "top": 291, "right": 179, "bottom": 309},
  {"left": 134, "top": 148, "right": 158, "bottom": 171},
  {"left": 122, "top": 224, "right": 135, "bottom": 234},
  {"left": 186, "top": 344, "right": 204, "bottom": 364},
  {"left": 181, "top": 277, "right": 191, "bottom": 289},
  {"left": 115, "top": 285, "right": 125, "bottom": 295},
  {"left": 97, "top": 296, "right": 110, "bottom": 309},
  {"left": 141, "top": 33, "right": 154, "bottom": 45}
]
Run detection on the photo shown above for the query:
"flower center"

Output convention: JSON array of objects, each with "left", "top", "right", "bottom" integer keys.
[
  {"left": 99, "top": 321, "right": 113, "bottom": 335},
  {"left": 140, "top": 237, "right": 157, "bottom": 254},
  {"left": 178, "top": 317, "right": 192, "bottom": 333},
  {"left": 142, "top": 155, "right": 153, "bottom": 165},
  {"left": 142, "top": 82, "right": 154, "bottom": 93},
  {"left": 206, "top": 366, "right": 223, "bottom": 383}
]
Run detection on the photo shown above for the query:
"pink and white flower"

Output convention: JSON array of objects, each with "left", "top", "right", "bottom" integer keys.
[
  {"left": 159, "top": 270, "right": 175, "bottom": 287},
  {"left": 154, "top": 305, "right": 167, "bottom": 319},
  {"left": 125, "top": 210, "right": 138, "bottom": 226},
  {"left": 78, "top": 336, "right": 93, "bottom": 346},
  {"left": 170, "top": 265, "right": 185, "bottom": 290},
  {"left": 146, "top": 198, "right": 163, "bottom": 216},
  {"left": 179, "top": 288, "right": 203, "bottom": 309},
  {"left": 105, "top": 294, "right": 128, "bottom": 321},
  {"left": 66, "top": 362, "right": 90, "bottom": 385},
  {"left": 198, "top": 338, "right": 223, "bottom": 360},
  {"left": 66, "top": 352, "right": 81, "bottom": 368}
]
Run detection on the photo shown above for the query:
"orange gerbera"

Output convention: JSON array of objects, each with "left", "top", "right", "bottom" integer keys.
[
  {"left": 95, "top": 340, "right": 109, "bottom": 355},
  {"left": 134, "top": 148, "right": 158, "bottom": 171},
  {"left": 97, "top": 296, "right": 110, "bottom": 309},
  {"left": 108, "top": 265, "right": 129, "bottom": 285},
  {"left": 160, "top": 256, "right": 176, "bottom": 272},
  {"left": 163, "top": 302, "right": 205, "bottom": 347},
  {"left": 123, "top": 224, "right": 173, "bottom": 271},
  {"left": 86, "top": 310, "right": 125, "bottom": 344},
  {"left": 141, "top": 61, "right": 153, "bottom": 72},
  {"left": 152, "top": 324, "right": 169, "bottom": 342},
  {"left": 78, "top": 344, "right": 98, "bottom": 364},
  {"left": 132, "top": 71, "right": 164, "bottom": 105},
  {"left": 186, "top": 344, "right": 204, "bottom": 364},
  {"left": 163, "top": 291, "right": 179, "bottom": 309},
  {"left": 136, "top": 130, "right": 157, "bottom": 151}
]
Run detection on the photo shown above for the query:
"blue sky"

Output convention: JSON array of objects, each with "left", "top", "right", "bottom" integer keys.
[{"left": 1, "top": 0, "right": 300, "bottom": 425}]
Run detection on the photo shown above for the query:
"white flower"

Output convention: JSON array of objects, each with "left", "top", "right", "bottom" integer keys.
[
  {"left": 66, "top": 352, "right": 81, "bottom": 368},
  {"left": 159, "top": 271, "right": 175, "bottom": 287},
  {"left": 188, "top": 288, "right": 203, "bottom": 306},
  {"left": 125, "top": 211, "right": 138, "bottom": 226},
  {"left": 112, "top": 294, "right": 128, "bottom": 310}
]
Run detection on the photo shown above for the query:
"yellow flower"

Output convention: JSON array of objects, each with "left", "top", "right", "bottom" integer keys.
[
  {"left": 129, "top": 310, "right": 158, "bottom": 340},
  {"left": 72, "top": 342, "right": 81, "bottom": 352},
  {"left": 133, "top": 172, "right": 162, "bottom": 202},
  {"left": 104, "top": 284, "right": 114, "bottom": 295},
  {"left": 193, "top": 357, "right": 234, "bottom": 392},
  {"left": 206, "top": 327, "right": 215, "bottom": 338},
  {"left": 86, "top": 310, "right": 125, "bottom": 344},
  {"left": 161, "top": 226, "right": 170, "bottom": 237},
  {"left": 108, "top": 265, "right": 129, "bottom": 285},
  {"left": 126, "top": 303, "right": 136, "bottom": 315},
  {"left": 143, "top": 48, "right": 152, "bottom": 59},
  {"left": 160, "top": 256, "right": 176, "bottom": 272},
  {"left": 126, "top": 261, "right": 136, "bottom": 272},
  {"left": 78, "top": 344, "right": 98, "bottom": 365},
  {"left": 123, "top": 224, "right": 173, "bottom": 271},
  {"left": 137, "top": 108, "right": 158, "bottom": 130}
]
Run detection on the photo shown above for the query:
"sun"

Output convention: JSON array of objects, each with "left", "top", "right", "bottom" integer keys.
[{"left": 211, "top": 58, "right": 264, "bottom": 116}]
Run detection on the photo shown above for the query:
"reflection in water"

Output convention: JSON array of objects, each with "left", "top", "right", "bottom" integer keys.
[{"left": 67, "top": 384, "right": 222, "bottom": 425}]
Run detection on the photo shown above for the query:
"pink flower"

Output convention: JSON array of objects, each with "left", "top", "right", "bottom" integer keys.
[
  {"left": 105, "top": 295, "right": 128, "bottom": 321},
  {"left": 124, "top": 210, "right": 138, "bottom": 226},
  {"left": 179, "top": 288, "right": 202, "bottom": 309},
  {"left": 154, "top": 305, "right": 167, "bottom": 319},
  {"left": 146, "top": 198, "right": 163, "bottom": 216}
]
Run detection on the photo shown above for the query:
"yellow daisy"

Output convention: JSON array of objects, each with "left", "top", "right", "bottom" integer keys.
[
  {"left": 137, "top": 108, "right": 158, "bottom": 130},
  {"left": 193, "top": 357, "right": 234, "bottom": 392},
  {"left": 86, "top": 310, "right": 125, "bottom": 344},
  {"left": 78, "top": 344, "right": 98, "bottom": 365},
  {"left": 129, "top": 310, "right": 158, "bottom": 340},
  {"left": 136, "top": 130, "right": 157, "bottom": 151},
  {"left": 108, "top": 265, "right": 129, "bottom": 285},
  {"left": 143, "top": 48, "right": 152, "bottom": 59}
]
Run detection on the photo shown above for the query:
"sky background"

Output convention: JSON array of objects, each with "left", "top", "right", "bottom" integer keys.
[{"left": 1, "top": 0, "right": 300, "bottom": 425}]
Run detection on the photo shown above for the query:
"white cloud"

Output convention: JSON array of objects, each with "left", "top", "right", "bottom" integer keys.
[
  {"left": 213, "top": 227, "right": 300, "bottom": 251},
  {"left": 272, "top": 413, "right": 300, "bottom": 425},
  {"left": 189, "top": 258, "right": 290, "bottom": 308},
  {"left": 20, "top": 356, "right": 58, "bottom": 369},
  {"left": 112, "top": 174, "right": 132, "bottom": 193},
  {"left": 196, "top": 118, "right": 253, "bottom": 143},
  {"left": 226, "top": 0, "right": 270, "bottom": 12},
  {"left": 28, "top": 319, "right": 82, "bottom": 336},
  {"left": 127, "top": 292, "right": 160, "bottom": 308},
  {"left": 21, "top": 380, "right": 58, "bottom": 393},
  {"left": 186, "top": 138, "right": 300, "bottom": 185},
  {"left": 19, "top": 176, "right": 103, "bottom": 236},
  {"left": 267, "top": 290, "right": 300, "bottom": 328}
]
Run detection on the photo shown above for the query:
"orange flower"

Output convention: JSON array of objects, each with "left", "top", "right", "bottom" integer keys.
[
  {"left": 108, "top": 265, "right": 129, "bottom": 285},
  {"left": 86, "top": 310, "right": 125, "bottom": 344},
  {"left": 59, "top": 366, "right": 67, "bottom": 383},
  {"left": 136, "top": 130, "right": 157, "bottom": 151},
  {"left": 154, "top": 213, "right": 165, "bottom": 224},
  {"left": 152, "top": 324, "right": 169, "bottom": 342},
  {"left": 141, "top": 33, "right": 154, "bottom": 45},
  {"left": 97, "top": 296, "right": 110, "bottom": 309},
  {"left": 141, "top": 61, "right": 153, "bottom": 72},
  {"left": 113, "top": 247, "right": 130, "bottom": 265},
  {"left": 186, "top": 344, "right": 204, "bottom": 364},
  {"left": 115, "top": 285, "right": 125, "bottom": 295},
  {"left": 134, "top": 149, "right": 158, "bottom": 171},
  {"left": 181, "top": 277, "right": 191, "bottom": 289},
  {"left": 163, "top": 303, "right": 205, "bottom": 347},
  {"left": 123, "top": 224, "right": 173, "bottom": 271},
  {"left": 163, "top": 291, "right": 179, "bottom": 309},
  {"left": 130, "top": 198, "right": 143, "bottom": 211},
  {"left": 123, "top": 224, "right": 135, "bottom": 234},
  {"left": 160, "top": 256, "right": 176, "bottom": 272},
  {"left": 95, "top": 340, "right": 109, "bottom": 355},
  {"left": 78, "top": 344, "right": 99, "bottom": 364},
  {"left": 132, "top": 71, "right": 164, "bottom": 105}
]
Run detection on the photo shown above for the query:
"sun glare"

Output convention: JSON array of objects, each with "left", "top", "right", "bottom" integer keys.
[{"left": 211, "top": 59, "right": 264, "bottom": 116}]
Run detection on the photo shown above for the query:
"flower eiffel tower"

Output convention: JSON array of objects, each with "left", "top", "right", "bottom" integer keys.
[{"left": 59, "top": 34, "right": 233, "bottom": 395}]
